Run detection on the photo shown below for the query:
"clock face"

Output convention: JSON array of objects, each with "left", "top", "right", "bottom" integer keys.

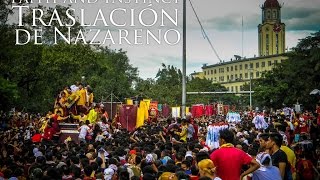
[{"left": 273, "top": 24, "right": 281, "bottom": 32}]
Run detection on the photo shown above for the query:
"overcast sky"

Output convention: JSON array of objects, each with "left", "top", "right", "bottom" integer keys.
[{"left": 12, "top": 0, "right": 320, "bottom": 79}]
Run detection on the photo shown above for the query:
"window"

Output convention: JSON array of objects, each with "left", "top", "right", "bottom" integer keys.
[
  {"left": 274, "top": 60, "right": 278, "bottom": 64},
  {"left": 240, "top": 86, "right": 243, "bottom": 91},
  {"left": 204, "top": 71, "right": 206, "bottom": 75},
  {"left": 235, "top": 74, "right": 238, "bottom": 80},
  {"left": 266, "top": 34, "right": 269, "bottom": 55},
  {"left": 276, "top": 34, "right": 279, "bottom": 54},
  {"left": 256, "top": 71, "right": 260, "bottom": 78},
  {"left": 235, "top": 86, "right": 238, "bottom": 92},
  {"left": 262, "top": 62, "right": 265, "bottom": 67},
  {"left": 250, "top": 72, "right": 254, "bottom": 78},
  {"left": 227, "top": 75, "right": 229, "bottom": 80},
  {"left": 227, "top": 67, "right": 229, "bottom": 72},
  {"left": 214, "top": 77, "right": 217, "bottom": 81},
  {"left": 214, "top": 69, "right": 217, "bottom": 74},
  {"left": 240, "top": 74, "right": 243, "bottom": 79},
  {"left": 245, "top": 64, "right": 248, "bottom": 69},
  {"left": 240, "top": 64, "right": 242, "bottom": 70},
  {"left": 273, "top": 11, "right": 277, "bottom": 19},
  {"left": 250, "top": 63, "right": 253, "bottom": 68},
  {"left": 267, "top": 10, "right": 270, "bottom": 19},
  {"left": 231, "top": 86, "right": 234, "bottom": 92},
  {"left": 245, "top": 73, "right": 248, "bottom": 79},
  {"left": 256, "top": 62, "right": 259, "bottom": 68},
  {"left": 231, "top": 75, "right": 234, "bottom": 80},
  {"left": 211, "top": 70, "right": 213, "bottom": 74},
  {"left": 235, "top": 65, "right": 238, "bottom": 71},
  {"left": 227, "top": 87, "right": 230, "bottom": 91},
  {"left": 231, "top": 66, "right": 233, "bottom": 71},
  {"left": 268, "top": 61, "right": 272, "bottom": 66}
]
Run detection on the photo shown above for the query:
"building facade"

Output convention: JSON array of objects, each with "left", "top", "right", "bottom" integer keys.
[
  {"left": 202, "top": 54, "right": 287, "bottom": 92},
  {"left": 190, "top": 71, "right": 204, "bottom": 79},
  {"left": 258, "top": 0, "right": 285, "bottom": 56},
  {"left": 200, "top": 0, "right": 287, "bottom": 92}
]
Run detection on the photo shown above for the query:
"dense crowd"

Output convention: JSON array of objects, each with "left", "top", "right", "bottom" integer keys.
[{"left": 0, "top": 84, "right": 320, "bottom": 180}]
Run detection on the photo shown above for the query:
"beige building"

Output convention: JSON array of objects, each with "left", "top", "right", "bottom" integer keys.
[
  {"left": 199, "top": 0, "right": 287, "bottom": 91},
  {"left": 190, "top": 71, "right": 204, "bottom": 79},
  {"left": 202, "top": 54, "right": 288, "bottom": 92}
]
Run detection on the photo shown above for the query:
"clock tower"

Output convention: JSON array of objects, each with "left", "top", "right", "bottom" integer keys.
[{"left": 258, "top": 0, "right": 285, "bottom": 56}]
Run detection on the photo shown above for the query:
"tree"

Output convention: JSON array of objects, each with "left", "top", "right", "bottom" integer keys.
[
  {"left": 254, "top": 31, "right": 320, "bottom": 110},
  {"left": 186, "top": 77, "right": 237, "bottom": 105},
  {"left": 0, "top": 77, "right": 19, "bottom": 111},
  {"left": 134, "top": 64, "right": 238, "bottom": 107},
  {"left": 0, "top": 3, "right": 139, "bottom": 112}
]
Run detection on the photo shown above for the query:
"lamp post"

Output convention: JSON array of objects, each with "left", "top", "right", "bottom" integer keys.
[
  {"left": 181, "top": 0, "right": 187, "bottom": 118},
  {"left": 249, "top": 73, "right": 252, "bottom": 110},
  {"left": 248, "top": 68, "right": 254, "bottom": 111}
]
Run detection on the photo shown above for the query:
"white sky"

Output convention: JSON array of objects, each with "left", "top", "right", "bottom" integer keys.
[{"left": 10, "top": 0, "right": 320, "bottom": 79}]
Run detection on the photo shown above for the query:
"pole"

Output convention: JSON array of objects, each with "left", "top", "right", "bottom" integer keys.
[
  {"left": 181, "top": 0, "right": 187, "bottom": 118},
  {"left": 111, "top": 92, "right": 113, "bottom": 120},
  {"left": 242, "top": 16, "right": 244, "bottom": 57},
  {"left": 126, "top": 114, "right": 128, "bottom": 130},
  {"left": 249, "top": 74, "right": 252, "bottom": 110},
  {"left": 187, "top": 91, "right": 254, "bottom": 95}
]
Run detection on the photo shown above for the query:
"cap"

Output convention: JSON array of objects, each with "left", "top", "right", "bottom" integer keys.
[
  {"left": 34, "top": 151, "right": 43, "bottom": 158},
  {"left": 33, "top": 148, "right": 39, "bottom": 154},
  {"left": 185, "top": 151, "right": 193, "bottom": 158},
  {"left": 129, "top": 150, "right": 136, "bottom": 155},
  {"left": 146, "top": 154, "right": 153, "bottom": 163},
  {"left": 161, "top": 156, "right": 172, "bottom": 165}
]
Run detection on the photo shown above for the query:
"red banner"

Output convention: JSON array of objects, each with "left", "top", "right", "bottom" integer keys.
[{"left": 119, "top": 105, "right": 137, "bottom": 132}]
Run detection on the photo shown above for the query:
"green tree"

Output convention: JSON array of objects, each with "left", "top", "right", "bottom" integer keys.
[
  {"left": 186, "top": 77, "right": 236, "bottom": 105},
  {"left": 0, "top": 3, "right": 139, "bottom": 112},
  {"left": 0, "top": 77, "right": 19, "bottom": 111},
  {"left": 134, "top": 64, "right": 238, "bottom": 107},
  {"left": 255, "top": 31, "right": 320, "bottom": 109}
]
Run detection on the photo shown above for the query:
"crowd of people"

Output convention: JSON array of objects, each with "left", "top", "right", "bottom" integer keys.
[{"left": 0, "top": 84, "right": 320, "bottom": 180}]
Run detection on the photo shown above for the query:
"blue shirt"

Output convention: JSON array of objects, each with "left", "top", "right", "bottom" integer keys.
[{"left": 252, "top": 166, "right": 282, "bottom": 180}]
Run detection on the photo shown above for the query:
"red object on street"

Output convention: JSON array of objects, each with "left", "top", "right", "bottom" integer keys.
[{"left": 119, "top": 105, "right": 137, "bottom": 132}]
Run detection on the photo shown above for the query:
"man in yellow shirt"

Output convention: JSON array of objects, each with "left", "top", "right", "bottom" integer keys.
[
  {"left": 86, "top": 86, "right": 94, "bottom": 108},
  {"left": 87, "top": 105, "right": 100, "bottom": 124},
  {"left": 175, "top": 119, "right": 188, "bottom": 142},
  {"left": 76, "top": 83, "right": 87, "bottom": 114},
  {"left": 281, "top": 143, "right": 296, "bottom": 179}
]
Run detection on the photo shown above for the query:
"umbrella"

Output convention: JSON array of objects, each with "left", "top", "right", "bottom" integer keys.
[{"left": 310, "top": 89, "right": 320, "bottom": 95}]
